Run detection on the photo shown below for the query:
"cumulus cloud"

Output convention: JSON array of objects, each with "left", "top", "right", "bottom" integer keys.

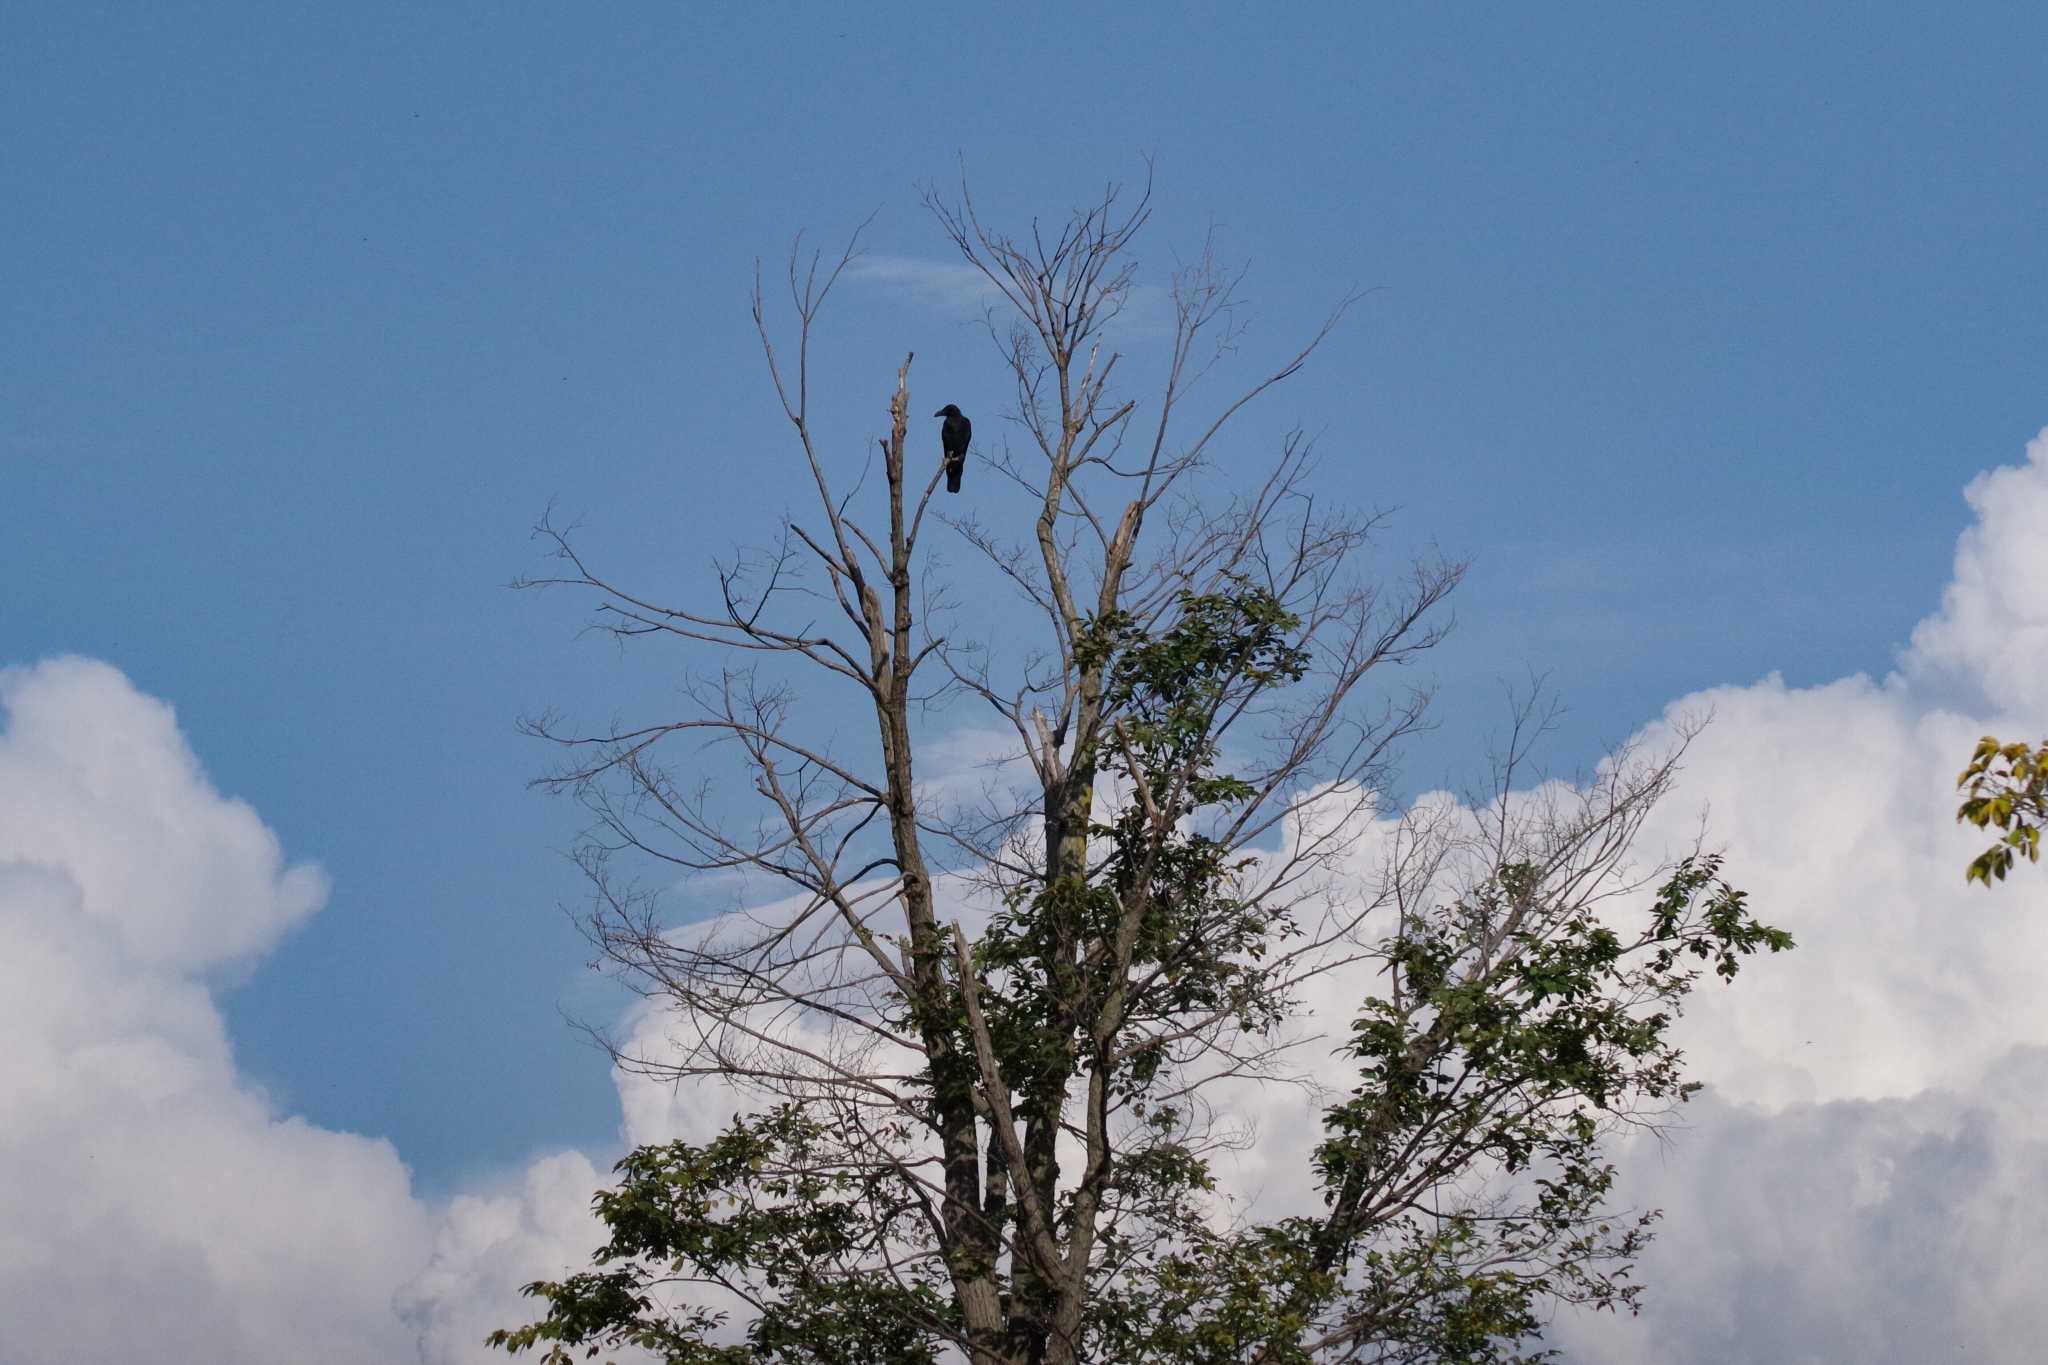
[
  {"left": 1532, "top": 430, "right": 2048, "bottom": 1362},
  {"left": 0, "top": 660, "right": 624, "bottom": 1365},
  {"left": 1547, "top": 1052, "right": 2048, "bottom": 1363},
  {"left": 1908, "top": 427, "right": 2048, "bottom": 712},
  {"left": 0, "top": 660, "right": 432, "bottom": 1363},
  {"left": 398, "top": 1151, "right": 621, "bottom": 1364},
  {"left": 1207, "top": 426, "right": 2048, "bottom": 1359},
  {"left": 9, "top": 427, "right": 2048, "bottom": 1363},
  {"left": 0, "top": 658, "right": 327, "bottom": 976}
]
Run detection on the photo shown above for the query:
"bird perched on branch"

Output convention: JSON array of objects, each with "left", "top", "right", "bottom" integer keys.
[{"left": 934, "top": 404, "right": 971, "bottom": 493}]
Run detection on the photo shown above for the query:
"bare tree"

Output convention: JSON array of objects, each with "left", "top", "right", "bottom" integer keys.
[{"left": 493, "top": 169, "right": 1792, "bottom": 1365}]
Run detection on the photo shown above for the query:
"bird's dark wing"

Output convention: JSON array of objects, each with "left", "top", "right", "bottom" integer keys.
[
  {"left": 941, "top": 414, "right": 970, "bottom": 457},
  {"left": 941, "top": 413, "right": 969, "bottom": 493}
]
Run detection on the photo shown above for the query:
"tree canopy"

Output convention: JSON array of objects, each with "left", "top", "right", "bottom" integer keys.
[{"left": 493, "top": 170, "right": 1793, "bottom": 1365}]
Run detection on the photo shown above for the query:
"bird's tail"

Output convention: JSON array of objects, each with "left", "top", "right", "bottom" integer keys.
[{"left": 946, "top": 459, "right": 963, "bottom": 494}]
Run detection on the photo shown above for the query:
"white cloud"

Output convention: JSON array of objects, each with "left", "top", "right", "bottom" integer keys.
[
  {"left": 0, "top": 660, "right": 615, "bottom": 1365},
  {"left": 1546, "top": 1051, "right": 2048, "bottom": 1364},
  {"left": 1196, "top": 427, "right": 2048, "bottom": 1359},
  {"left": 0, "top": 660, "right": 431, "bottom": 1363},
  {"left": 398, "top": 1151, "right": 623, "bottom": 1365},
  {"left": 1908, "top": 427, "right": 2048, "bottom": 712},
  {"left": 1541, "top": 430, "right": 2048, "bottom": 1363},
  {"left": 0, "top": 657, "right": 327, "bottom": 976},
  {"left": 10, "top": 426, "right": 2048, "bottom": 1362}
]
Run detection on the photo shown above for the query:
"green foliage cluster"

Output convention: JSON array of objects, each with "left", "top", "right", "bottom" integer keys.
[
  {"left": 487, "top": 1109, "right": 953, "bottom": 1364},
  {"left": 1956, "top": 735, "right": 2048, "bottom": 885},
  {"left": 495, "top": 581, "right": 1795, "bottom": 1364},
  {"left": 1288, "top": 856, "right": 1790, "bottom": 1362}
]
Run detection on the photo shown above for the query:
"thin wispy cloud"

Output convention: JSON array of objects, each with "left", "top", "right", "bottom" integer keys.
[
  {"left": 848, "top": 255, "right": 1005, "bottom": 318},
  {"left": 851, "top": 253, "right": 1176, "bottom": 338}
]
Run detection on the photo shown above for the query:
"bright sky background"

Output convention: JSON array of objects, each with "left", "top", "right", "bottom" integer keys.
[{"left": 4, "top": 6, "right": 2047, "bottom": 1362}]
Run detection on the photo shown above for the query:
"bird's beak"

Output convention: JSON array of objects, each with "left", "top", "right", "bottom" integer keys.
[{"left": 933, "top": 409, "right": 946, "bottom": 417}]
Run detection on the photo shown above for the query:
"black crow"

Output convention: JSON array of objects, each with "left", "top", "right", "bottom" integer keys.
[{"left": 934, "top": 404, "right": 971, "bottom": 493}]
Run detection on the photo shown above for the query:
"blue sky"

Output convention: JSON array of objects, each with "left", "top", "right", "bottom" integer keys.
[
  {"left": 5, "top": 9, "right": 2048, "bottom": 1357},
  {"left": 6, "top": 0, "right": 2041, "bottom": 1185}
]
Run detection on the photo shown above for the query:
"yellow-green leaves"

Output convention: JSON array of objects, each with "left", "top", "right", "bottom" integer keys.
[{"left": 1955, "top": 735, "right": 2048, "bottom": 886}]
